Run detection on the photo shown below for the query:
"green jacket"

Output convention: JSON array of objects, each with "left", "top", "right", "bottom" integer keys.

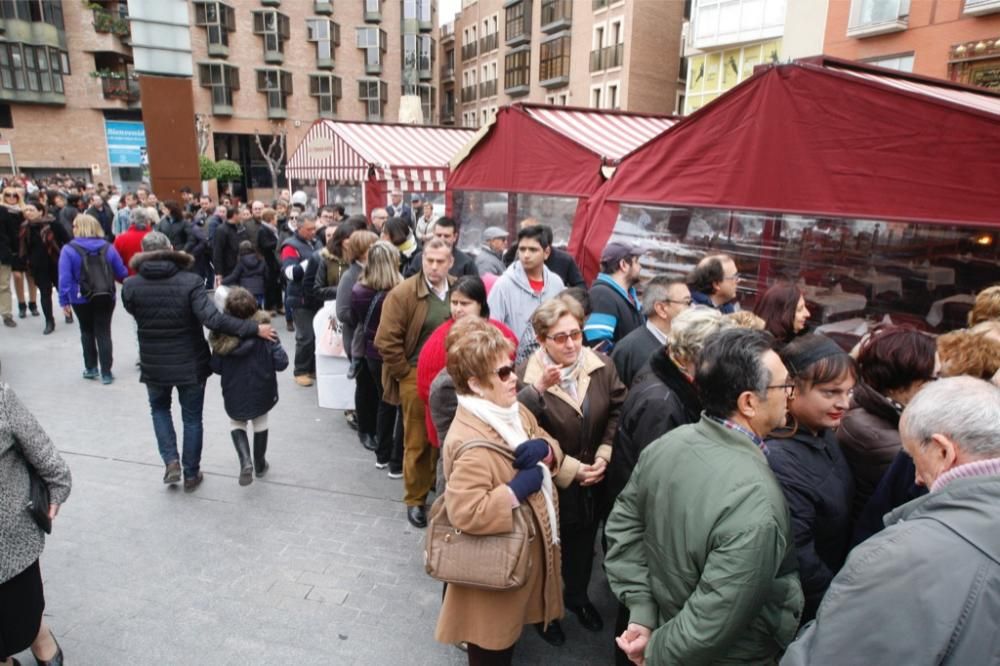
[{"left": 605, "top": 415, "right": 804, "bottom": 665}]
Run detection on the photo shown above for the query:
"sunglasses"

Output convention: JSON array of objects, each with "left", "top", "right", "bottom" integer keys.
[
  {"left": 495, "top": 364, "right": 516, "bottom": 381},
  {"left": 546, "top": 330, "right": 582, "bottom": 345}
]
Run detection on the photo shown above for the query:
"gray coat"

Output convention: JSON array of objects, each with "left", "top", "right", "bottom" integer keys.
[
  {"left": 475, "top": 245, "right": 505, "bottom": 276},
  {"left": 781, "top": 474, "right": 1000, "bottom": 665},
  {"left": 0, "top": 383, "right": 72, "bottom": 583}
]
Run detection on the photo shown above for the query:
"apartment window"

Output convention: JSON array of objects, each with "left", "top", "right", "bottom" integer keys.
[
  {"left": 256, "top": 68, "right": 292, "bottom": 117},
  {"left": 403, "top": 0, "right": 432, "bottom": 22},
  {"left": 864, "top": 53, "right": 914, "bottom": 72},
  {"left": 359, "top": 78, "right": 388, "bottom": 121},
  {"left": 253, "top": 10, "right": 291, "bottom": 62},
  {"left": 307, "top": 18, "right": 341, "bottom": 67},
  {"left": 417, "top": 83, "right": 435, "bottom": 122},
  {"left": 608, "top": 83, "right": 619, "bottom": 109},
  {"left": 505, "top": 0, "right": 531, "bottom": 45},
  {"left": 0, "top": 0, "right": 64, "bottom": 29},
  {"left": 847, "top": 0, "right": 910, "bottom": 37},
  {"left": 591, "top": 87, "right": 601, "bottom": 108},
  {"left": 194, "top": 2, "right": 236, "bottom": 53},
  {"left": 309, "top": 73, "right": 342, "bottom": 118},
  {"left": 198, "top": 62, "right": 240, "bottom": 113},
  {"left": 356, "top": 27, "right": 388, "bottom": 73},
  {"left": 504, "top": 47, "right": 530, "bottom": 94},
  {"left": 539, "top": 34, "right": 570, "bottom": 86},
  {"left": 418, "top": 35, "right": 434, "bottom": 74},
  {"left": 540, "top": 0, "right": 572, "bottom": 32},
  {"left": 364, "top": 0, "right": 382, "bottom": 21}
]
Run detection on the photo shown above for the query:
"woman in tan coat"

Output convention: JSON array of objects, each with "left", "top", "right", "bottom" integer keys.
[{"left": 436, "top": 319, "right": 565, "bottom": 665}]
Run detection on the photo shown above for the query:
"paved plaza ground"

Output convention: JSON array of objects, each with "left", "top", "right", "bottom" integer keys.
[{"left": 3, "top": 303, "right": 616, "bottom": 665}]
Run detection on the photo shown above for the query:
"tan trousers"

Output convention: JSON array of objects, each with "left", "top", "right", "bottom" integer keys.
[
  {"left": 0, "top": 264, "right": 12, "bottom": 318},
  {"left": 399, "top": 367, "right": 438, "bottom": 507}
]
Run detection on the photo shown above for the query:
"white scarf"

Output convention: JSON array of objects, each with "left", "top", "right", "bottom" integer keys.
[{"left": 456, "top": 394, "right": 560, "bottom": 544}]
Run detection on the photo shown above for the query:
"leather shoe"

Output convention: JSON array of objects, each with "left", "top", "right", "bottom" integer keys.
[
  {"left": 407, "top": 505, "right": 427, "bottom": 528},
  {"left": 534, "top": 620, "right": 565, "bottom": 647},
  {"left": 569, "top": 602, "right": 604, "bottom": 632},
  {"left": 361, "top": 433, "right": 378, "bottom": 451},
  {"left": 183, "top": 472, "right": 204, "bottom": 493}
]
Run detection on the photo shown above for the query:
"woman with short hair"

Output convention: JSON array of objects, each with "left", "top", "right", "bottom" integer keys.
[{"left": 435, "top": 322, "right": 564, "bottom": 666}]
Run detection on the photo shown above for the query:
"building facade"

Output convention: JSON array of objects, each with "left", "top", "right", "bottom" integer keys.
[
  {"left": 822, "top": 0, "right": 1000, "bottom": 88},
  {"left": 440, "top": 0, "right": 687, "bottom": 129},
  {"left": 0, "top": 0, "right": 439, "bottom": 199}
]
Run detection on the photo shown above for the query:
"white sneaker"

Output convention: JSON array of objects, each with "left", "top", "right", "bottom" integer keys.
[
  {"left": 375, "top": 461, "right": 389, "bottom": 470},
  {"left": 387, "top": 470, "right": 403, "bottom": 479}
]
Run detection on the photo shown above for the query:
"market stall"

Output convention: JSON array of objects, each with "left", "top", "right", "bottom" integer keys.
[
  {"left": 570, "top": 56, "right": 1000, "bottom": 331},
  {"left": 285, "top": 119, "right": 475, "bottom": 217},
  {"left": 447, "top": 103, "right": 675, "bottom": 252}
]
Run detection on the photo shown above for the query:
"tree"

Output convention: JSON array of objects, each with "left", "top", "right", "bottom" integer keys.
[{"left": 254, "top": 123, "right": 287, "bottom": 200}]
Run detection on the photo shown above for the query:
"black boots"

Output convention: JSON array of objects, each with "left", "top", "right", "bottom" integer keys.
[
  {"left": 28, "top": 301, "right": 38, "bottom": 316},
  {"left": 230, "top": 429, "right": 253, "bottom": 486},
  {"left": 253, "top": 430, "right": 269, "bottom": 477},
  {"left": 43, "top": 319, "right": 55, "bottom": 335},
  {"left": 18, "top": 302, "right": 26, "bottom": 319}
]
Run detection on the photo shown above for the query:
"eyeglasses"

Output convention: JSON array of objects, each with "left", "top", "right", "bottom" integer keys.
[
  {"left": 3, "top": 193, "right": 17, "bottom": 199},
  {"left": 767, "top": 383, "right": 797, "bottom": 398},
  {"left": 722, "top": 273, "right": 741, "bottom": 282},
  {"left": 546, "top": 330, "right": 583, "bottom": 345},
  {"left": 664, "top": 298, "right": 693, "bottom": 306},
  {"left": 495, "top": 364, "right": 516, "bottom": 381}
]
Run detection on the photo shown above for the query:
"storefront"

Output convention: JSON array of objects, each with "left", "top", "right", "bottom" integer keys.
[
  {"left": 285, "top": 119, "right": 474, "bottom": 218},
  {"left": 572, "top": 57, "right": 1000, "bottom": 341}
]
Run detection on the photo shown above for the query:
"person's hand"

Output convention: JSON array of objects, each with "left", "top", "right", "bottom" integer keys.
[
  {"left": 507, "top": 465, "right": 544, "bottom": 503},
  {"left": 616, "top": 623, "right": 652, "bottom": 666},
  {"left": 48, "top": 503, "right": 60, "bottom": 520},
  {"left": 534, "top": 363, "right": 561, "bottom": 394},
  {"left": 62, "top": 305, "right": 72, "bottom": 318},
  {"left": 581, "top": 457, "right": 607, "bottom": 486},
  {"left": 513, "top": 438, "right": 550, "bottom": 469},
  {"left": 257, "top": 324, "right": 278, "bottom": 341}
]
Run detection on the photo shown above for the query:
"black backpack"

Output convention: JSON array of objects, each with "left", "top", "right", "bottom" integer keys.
[{"left": 71, "top": 241, "right": 115, "bottom": 303}]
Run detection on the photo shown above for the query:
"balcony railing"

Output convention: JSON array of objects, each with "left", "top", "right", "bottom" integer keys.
[
  {"left": 461, "top": 84, "right": 477, "bottom": 102},
  {"left": 461, "top": 42, "right": 478, "bottom": 60},
  {"left": 480, "top": 32, "right": 498, "bottom": 53},
  {"left": 964, "top": 0, "right": 1000, "bottom": 13},
  {"left": 846, "top": 0, "right": 909, "bottom": 38},
  {"left": 479, "top": 79, "right": 497, "bottom": 98},
  {"left": 593, "top": 0, "right": 608, "bottom": 9},
  {"left": 441, "top": 105, "right": 455, "bottom": 123},
  {"left": 101, "top": 76, "right": 140, "bottom": 103},
  {"left": 540, "top": 0, "right": 572, "bottom": 32},
  {"left": 440, "top": 65, "right": 455, "bottom": 82},
  {"left": 92, "top": 7, "right": 130, "bottom": 37},
  {"left": 589, "top": 43, "right": 623, "bottom": 71}
]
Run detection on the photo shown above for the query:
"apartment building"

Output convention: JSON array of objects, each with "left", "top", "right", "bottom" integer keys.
[
  {"left": 440, "top": 0, "right": 687, "bottom": 129},
  {"left": 823, "top": 0, "right": 1000, "bottom": 88},
  {"left": 0, "top": 0, "right": 439, "bottom": 198}
]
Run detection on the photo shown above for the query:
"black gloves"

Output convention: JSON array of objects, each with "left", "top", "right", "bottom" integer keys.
[
  {"left": 507, "top": 466, "right": 544, "bottom": 503},
  {"left": 513, "top": 438, "right": 550, "bottom": 470}
]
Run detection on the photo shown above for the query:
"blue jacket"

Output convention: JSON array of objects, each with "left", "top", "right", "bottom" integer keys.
[
  {"left": 57, "top": 237, "right": 128, "bottom": 307},
  {"left": 584, "top": 273, "right": 644, "bottom": 350},
  {"left": 691, "top": 289, "right": 738, "bottom": 314}
]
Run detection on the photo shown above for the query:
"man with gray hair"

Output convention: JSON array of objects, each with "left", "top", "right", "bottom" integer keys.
[
  {"left": 782, "top": 376, "right": 1000, "bottom": 665},
  {"left": 123, "top": 231, "right": 277, "bottom": 492},
  {"left": 611, "top": 276, "right": 692, "bottom": 388}
]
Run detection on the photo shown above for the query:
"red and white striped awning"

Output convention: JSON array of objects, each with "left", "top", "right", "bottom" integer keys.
[
  {"left": 830, "top": 67, "right": 1000, "bottom": 118},
  {"left": 286, "top": 120, "right": 476, "bottom": 192},
  {"left": 522, "top": 106, "right": 676, "bottom": 162}
]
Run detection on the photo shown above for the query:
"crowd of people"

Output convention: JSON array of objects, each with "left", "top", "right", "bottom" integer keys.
[{"left": 2, "top": 171, "right": 1000, "bottom": 665}]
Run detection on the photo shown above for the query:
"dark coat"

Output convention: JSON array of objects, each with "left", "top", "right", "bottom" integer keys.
[
  {"left": 850, "top": 449, "right": 926, "bottom": 547},
  {"left": 85, "top": 205, "right": 115, "bottom": 240},
  {"left": 213, "top": 222, "right": 248, "bottom": 280},
  {"left": 610, "top": 324, "right": 662, "bottom": 388},
  {"left": 223, "top": 253, "right": 266, "bottom": 296},
  {"left": 837, "top": 381, "right": 902, "bottom": 519},
  {"left": 156, "top": 215, "right": 194, "bottom": 253},
  {"left": 19, "top": 217, "right": 66, "bottom": 279},
  {"left": 280, "top": 234, "right": 321, "bottom": 309},
  {"left": 122, "top": 250, "right": 259, "bottom": 386},
  {"left": 585, "top": 275, "right": 644, "bottom": 349},
  {"left": 765, "top": 427, "right": 855, "bottom": 624},
  {"left": 209, "top": 312, "right": 289, "bottom": 420},
  {"left": 257, "top": 224, "right": 281, "bottom": 276},
  {"left": 0, "top": 206, "right": 23, "bottom": 266},
  {"left": 605, "top": 347, "right": 700, "bottom": 520},
  {"left": 403, "top": 246, "right": 479, "bottom": 278},
  {"left": 57, "top": 205, "right": 78, "bottom": 240}
]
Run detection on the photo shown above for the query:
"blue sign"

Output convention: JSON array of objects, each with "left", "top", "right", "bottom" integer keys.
[{"left": 105, "top": 120, "right": 147, "bottom": 167}]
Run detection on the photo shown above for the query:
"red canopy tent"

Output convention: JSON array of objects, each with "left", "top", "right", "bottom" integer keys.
[
  {"left": 571, "top": 57, "right": 1000, "bottom": 281},
  {"left": 447, "top": 103, "right": 675, "bottom": 247}
]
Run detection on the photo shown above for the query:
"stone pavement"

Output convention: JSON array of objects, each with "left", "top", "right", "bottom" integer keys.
[{"left": 3, "top": 302, "right": 617, "bottom": 665}]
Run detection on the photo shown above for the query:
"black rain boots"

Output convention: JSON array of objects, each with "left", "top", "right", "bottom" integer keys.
[
  {"left": 230, "top": 429, "right": 253, "bottom": 486},
  {"left": 253, "top": 430, "right": 269, "bottom": 478}
]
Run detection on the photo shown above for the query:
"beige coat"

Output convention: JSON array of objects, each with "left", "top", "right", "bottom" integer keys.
[{"left": 435, "top": 404, "right": 565, "bottom": 650}]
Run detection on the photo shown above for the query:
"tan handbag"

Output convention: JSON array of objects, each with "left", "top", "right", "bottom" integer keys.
[{"left": 424, "top": 439, "right": 536, "bottom": 591}]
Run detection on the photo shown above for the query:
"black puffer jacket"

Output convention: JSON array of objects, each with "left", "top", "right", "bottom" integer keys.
[
  {"left": 156, "top": 215, "right": 194, "bottom": 253},
  {"left": 122, "top": 250, "right": 259, "bottom": 386},
  {"left": 209, "top": 311, "right": 289, "bottom": 420},
  {"left": 222, "top": 253, "right": 266, "bottom": 296}
]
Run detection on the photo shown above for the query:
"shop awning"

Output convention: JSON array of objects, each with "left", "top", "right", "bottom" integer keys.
[
  {"left": 448, "top": 103, "right": 675, "bottom": 197},
  {"left": 570, "top": 56, "right": 1000, "bottom": 278},
  {"left": 286, "top": 120, "right": 475, "bottom": 192}
]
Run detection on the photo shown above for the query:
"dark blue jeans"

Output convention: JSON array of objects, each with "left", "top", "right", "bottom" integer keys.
[{"left": 146, "top": 382, "right": 207, "bottom": 479}]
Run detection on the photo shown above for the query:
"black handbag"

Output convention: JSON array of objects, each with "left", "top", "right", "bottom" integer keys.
[{"left": 26, "top": 463, "right": 52, "bottom": 534}]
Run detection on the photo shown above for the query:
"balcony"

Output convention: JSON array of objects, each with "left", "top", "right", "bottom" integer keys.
[
  {"left": 963, "top": 0, "right": 1000, "bottom": 15},
  {"left": 540, "top": 0, "right": 572, "bottom": 33},
  {"left": 461, "top": 84, "right": 477, "bottom": 102},
  {"left": 479, "top": 79, "right": 497, "bottom": 98},
  {"left": 462, "top": 42, "right": 478, "bottom": 60},
  {"left": 593, "top": 0, "right": 608, "bottom": 9},
  {"left": 479, "top": 32, "right": 498, "bottom": 53},
  {"left": 101, "top": 76, "right": 140, "bottom": 104},
  {"left": 589, "top": 43, "right": 623, "bottom": 71},
  {"left": 440, "top": 23, "right": 455, "bottom": 44},
  {"left": 846, "top": 0, "right": 910, "bottom": 38},
  {"left": 441, "top": 105, "right": 455, "bottom": 124},
  {"left": 314, "top": 1, "right": 333, "bottom": 14},
  {"left": 92, "top": 7, "right": 130, "bottom": 38},
  {"left": 441, "top": 65, "right": 455, "bottom": 82}
]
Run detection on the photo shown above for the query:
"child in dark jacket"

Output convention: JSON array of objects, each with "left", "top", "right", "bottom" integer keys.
[
  {"left": 223, "top": 241, "right": 266, "bottom": 307},
  {"left": 209, "top": 287, "right": 288, "bottom": 485}
]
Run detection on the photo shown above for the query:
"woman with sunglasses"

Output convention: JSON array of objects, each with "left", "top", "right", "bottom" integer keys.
[
  {"left": 435, "top": 319, "right": 564, "bottom": 666},
  {"left": 764, "top": 334, "right": 857, "bottom": 624},
  {"left": 1, "top": 187, "right": 38, "bottom": 326},
  {"left": 515, "top": 294, "right": 627, "bottom": 646}
]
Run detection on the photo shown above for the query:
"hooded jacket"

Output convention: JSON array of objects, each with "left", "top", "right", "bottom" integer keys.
[
  {"left": 209, "top": 310, "right": 289, "bottom": 421},
  {"left": 122, "top": 250, "right": 259, "bottom": 386},
  {"left": 487, "top": 261, "right": 565, "bottom": 363},
  {"left": 782, "top": 474, "right": 1000, "bottom": 665},
  {"left": 223, "top": 253, "right": 267, "bottom": 296}
]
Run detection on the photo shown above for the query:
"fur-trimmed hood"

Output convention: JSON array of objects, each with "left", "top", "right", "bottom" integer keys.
[
  {"left": 209, "top": 309, "right": 271, "bottom": 356},
  {"left": 130, "top": 248, "right": 195, "bottom": 274}
]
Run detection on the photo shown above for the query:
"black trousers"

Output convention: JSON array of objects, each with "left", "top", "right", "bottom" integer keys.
[
  {"left": 367, "top": 357, "right": 403, "bottom": 467},
  {"left": 292, "top": 306, "right": 317, "bottom": 376},
  {"left": 31, "top": 270, "right": 54, "bottom": 323},
  {"left": 354, "top": 358, "right": 378, "bottom": 438},
  {"left": 467, "top": 643, "right": 515, "bottom": 666},
  {"left": 72, "top": 299, "right": 115, "bottom": 374},
  {"left": 264, "top": 265, "right": 282, "bottom": 311},
  {"left": 561, "top": 518, "right": 601, "bottom": 608}
]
